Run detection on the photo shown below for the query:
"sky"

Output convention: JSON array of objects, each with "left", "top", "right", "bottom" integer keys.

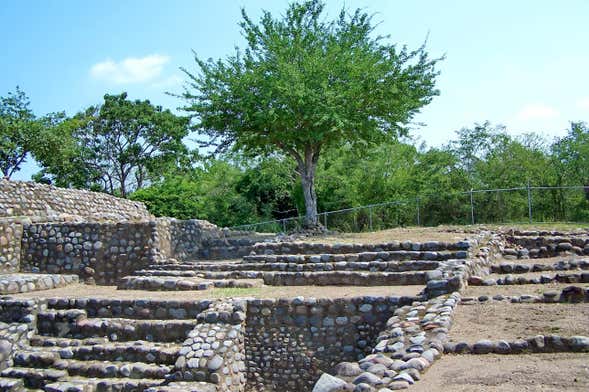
[{"left": 1, "top": 0, "right": 588, "bottom": 180}]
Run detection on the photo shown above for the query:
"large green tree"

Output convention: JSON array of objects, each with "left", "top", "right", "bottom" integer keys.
[{"left": 181, "top": 0, "right": 441, "bottom": 226}]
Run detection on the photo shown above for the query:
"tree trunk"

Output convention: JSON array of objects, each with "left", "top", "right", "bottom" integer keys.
[
  {"left": 299, "top": 146, "right": 319, "bottom": 228},
  {"left": 300, "top": 168, "right": 318, "bottom": 227}
]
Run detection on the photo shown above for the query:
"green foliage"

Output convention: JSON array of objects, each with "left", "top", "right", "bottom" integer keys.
[
  {"left": 38, "top": 93, "right": 190, "bottom": 196},
  {"left": 0, "top": 87, "right": 61, "bottom": 179},
  {"left": 130, "top": 159, "right": 258, "bottom": 227},
  {"left": 181, "top": 0, "right": 441, "bottom": 224}
]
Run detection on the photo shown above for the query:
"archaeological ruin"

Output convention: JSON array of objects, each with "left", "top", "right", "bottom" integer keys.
[{"left": 0, "top": 179, "right": 587, "bottom": 391}]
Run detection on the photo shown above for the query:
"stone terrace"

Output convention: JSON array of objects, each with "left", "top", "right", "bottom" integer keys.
[{"left": 0, "top": 181, "right": 587, "bottom": 391}]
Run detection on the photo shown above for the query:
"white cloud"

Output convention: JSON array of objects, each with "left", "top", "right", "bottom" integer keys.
[
  {"left": 514, "top": 103, "right": 560, "bottom": 121},
  {"left": 576, "top": 97, "right": 589, "bottom": 110},
  {"left": 90, "top": 54, "right": 170, "bottom": 84}
]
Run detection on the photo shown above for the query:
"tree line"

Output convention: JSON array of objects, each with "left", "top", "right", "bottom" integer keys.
[{"left": 1, "top": 0, "right": 588, "bottom": 228}]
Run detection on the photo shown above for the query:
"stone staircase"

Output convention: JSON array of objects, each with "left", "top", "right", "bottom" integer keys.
[
  {"left": 117, "top": 240, "right": 473, "bottom": 291},
  {"left": 0, "top": 300, "right": 213, "bottom": 391}
]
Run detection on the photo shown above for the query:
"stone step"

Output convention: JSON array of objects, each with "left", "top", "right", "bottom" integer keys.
[
  {"left": 242, "top": 250, "right": 467, "bottom": 264},
  {"left": 138, "top": 259, "right": 440, "bottom": 274},
  {"left": 0, "top": 367, "right": 67, "bottom": 389},
  {"left": 250, "top": 240, "right": 472, "bottom": 255},
  {"left": 45, "top": 298, "right": 209, "bottom": 320},
  {"left": 117, "top": 276, "right": 259, "bottom": 291},
  {"left": 25, "top": 341, "right": 180, "bottom": 365},
  {"left": 45, "top": 376, "right": 164, "bottom": 392},
  {"left": 51, "top": 359, "right": 171, "bottom": 380},
  {"left": 490, "top": 260, "right": 589, "bottom": 274},
  {"left": 145, "top": 382, "right": 217, "bottom": 392},
  {"left": 0, "top": 377, "right": 25, "bottom": 392},
  {"left": 262, "top": 271, "right": 427, "bottom": 286},
  {"left": 37, "top": 310, "right": 89, "bottom": 337},
  {"left": 30, "top": 336, "right": 110, "bottom": 348},
  {"left": 41, "top": 318, "right": 197, "bottom": 343}
]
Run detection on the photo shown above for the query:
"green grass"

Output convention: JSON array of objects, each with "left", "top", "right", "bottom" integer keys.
[{"left": 209, "top": 287, "right": 263, "bottom": 297}]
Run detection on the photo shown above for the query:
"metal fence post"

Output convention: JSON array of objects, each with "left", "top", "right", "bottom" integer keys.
[
  {"left": 416, "top": 197, "right": 421, "bottom": 226},
  {"left": 281, "top": 219, "right": 286, "bottom": 233},
  {"left": 527, "top": 181, "right": 533, "bottom": 223},
  {"left": 323, "top": 213, "right": 327, "bottom": 229},
  {"left": 368, "top": 206, "right": 373, "bottom": 231},
  {"left": 470, "top": 189, "right": 475, "bottom": 225}
]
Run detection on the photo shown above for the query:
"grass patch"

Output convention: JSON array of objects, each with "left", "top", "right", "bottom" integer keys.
[{"left": 209, "top": 287, "right": 263, "bottom": 297}]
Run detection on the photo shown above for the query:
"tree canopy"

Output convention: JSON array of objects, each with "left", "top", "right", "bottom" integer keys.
[
  {"left": 181, "top": 0, "right": 441, "bottom": 226},
  {"left": 37, "top": 93, "right": 190, "bottom": 196}
]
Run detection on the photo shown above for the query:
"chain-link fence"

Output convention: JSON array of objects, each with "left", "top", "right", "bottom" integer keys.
[{"left": 229, "top": 185, "right": 589, "bottom": 233}]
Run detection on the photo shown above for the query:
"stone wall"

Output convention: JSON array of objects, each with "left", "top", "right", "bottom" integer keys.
[
  {"left": 158, "top": 218, "right": 266, "bottom": 261},
  {"left": 20, "top": 222, "right": 158, "bottom": 285},
  {"left": 0, "top": 218, "right": 24, "bottom": 273},
  {"left": 172, "top": 300, "right": 247, "bottom": 391},
  {"left": 245, "top": 295, "right": 416, "bottom": 391},
  {"left": 0, "top": 180, "right": 152, "bottom": 221}
]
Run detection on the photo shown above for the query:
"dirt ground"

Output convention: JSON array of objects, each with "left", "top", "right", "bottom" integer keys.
[
  {"left": 464, "top": 282, "right": 589, "bottom": 298},
  {"left": 450, "top": 303, "right": 589, "bottom": 341},
  {"left": 8, "top": 283, "right": 423, "bottom": 300},
  {"left": 411, "top": 353, "right": 589, "bottom": 392},
  {"left": 302, "top": 226, "right": 471, "bottom": 244}
]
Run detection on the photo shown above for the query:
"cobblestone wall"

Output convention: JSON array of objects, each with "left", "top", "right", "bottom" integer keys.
[
  {"left": 0, "top": 180, "right": 151, "bottom": 221},
  {"left": 157, "top": 218, "right": 266, "bottom": 261},
  {"left": 0, "top": 218, "right": 24, "bottom": 273},
  {"left": 244, "top": 295, "right": 416, "bottom": 391},
  {"left": 20, "top": 222, "right": 158, "bottom": 285}
]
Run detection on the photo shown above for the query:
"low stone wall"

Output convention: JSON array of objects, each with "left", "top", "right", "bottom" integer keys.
[
  {"left": 468, "top": 271, "right": 589, "bottom": 286},
  {"left": 0, "top": 273, "right": 78, "bottom": 295},
  {"left": 490, "top": 260, "right": 589, "bottom": 274},
  {"left": 171, "top": 300, "right": 247, "bottom": 391},
  {"left": 20, "top": 222, "right": 158, "bottom": 285},
  {"left": 0, "top": 218, "right": 24, "bottom": 273},
  {"left": 461, "top": 285, "right": 589, "bottom": 304},
  {"left": 503, "top": 235, "right": 589, "bottom": 258},
  {"left": 262, "top": 271, "right": 427, "bottom": 286},
  {"left": 444, "top": 335, "right": 589, "bottom": 355},
  {"left": 245, "top": 295, "right": 416, "bottom": 391},
  {"left": 0, "top": 180, "right": 152, "bottom": 221}
]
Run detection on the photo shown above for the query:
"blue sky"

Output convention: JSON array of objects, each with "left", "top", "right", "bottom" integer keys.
[{"left": 2, "top": 0, "right": 588, "bottom": 180}]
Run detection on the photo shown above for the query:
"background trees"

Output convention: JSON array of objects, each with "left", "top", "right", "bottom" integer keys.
[
  {"left": 37, "top": 93, "right": 189, "bottom": 196},
  {"left": 0, "top": 87, "right": 66, "bottom": 179},
  {"left": 181, "top": 0, "right": 441, "bottom": 226}
]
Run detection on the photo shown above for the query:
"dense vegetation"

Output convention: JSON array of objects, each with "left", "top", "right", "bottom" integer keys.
[{"left": 130, "top": 121, "right": 589, "bottom": 228}]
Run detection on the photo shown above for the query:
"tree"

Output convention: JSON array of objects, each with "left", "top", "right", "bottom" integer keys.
[
  {"left": 39, "top": 93, "right": 190, "bottom": 196},
  {"left": 0, "top": 87, "right": 42, "bottom": 179},
  {"left": 181, "top": 0, "right": 441, "bottom": 226}
]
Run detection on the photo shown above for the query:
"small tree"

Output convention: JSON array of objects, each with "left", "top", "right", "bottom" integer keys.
[
  {"left": 182, "top": 0, "right": 441, "bottom": 226},
  {"left": 0, "top": 87, "right": 42, "bottom": 179}
]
